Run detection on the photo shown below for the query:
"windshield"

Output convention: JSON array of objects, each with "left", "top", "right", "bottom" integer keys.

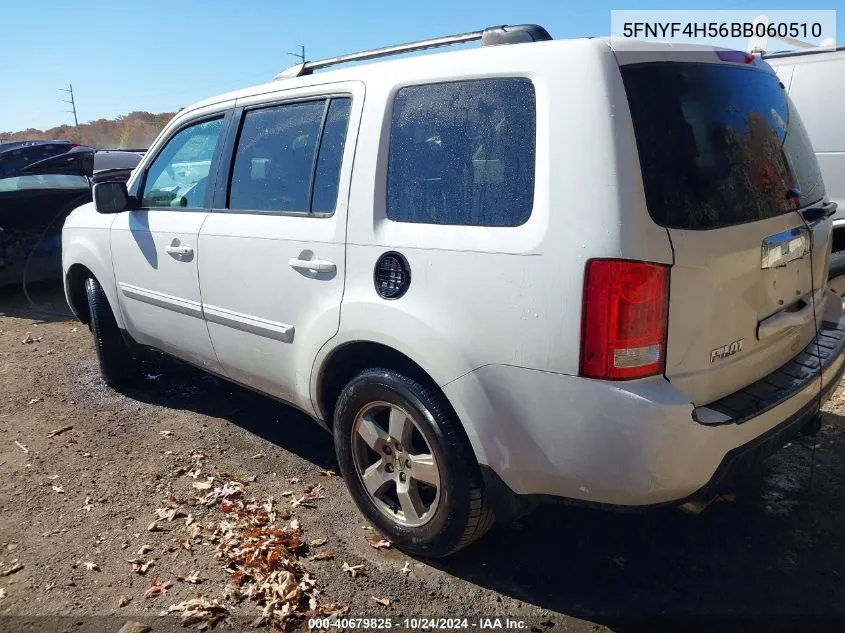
[{"left": 622, "top": 62, "right": 825, "bottom": 230}]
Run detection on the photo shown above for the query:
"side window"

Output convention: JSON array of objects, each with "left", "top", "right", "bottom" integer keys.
[
  {"left": 312, "top": 98, "right": 351, "bottom": 214},
  {"left": 387, "top": 78, "right": 536, "bottom": 227},
  {"left": 141, "top": 118, "right": 223, "bottom": 209},
  {"left": 228, "top": 97, "right": 351, "bottom": 215}
]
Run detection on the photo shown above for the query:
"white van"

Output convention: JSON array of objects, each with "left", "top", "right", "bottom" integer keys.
[
  {"left": 765, "top": 46, "right": 845, "bottom": 297},
  {"left": 62, "top": 26, "right": 845, "bottom": 556}
]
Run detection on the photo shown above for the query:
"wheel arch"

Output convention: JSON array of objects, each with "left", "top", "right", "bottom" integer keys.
[{"left": 62, "top": 239, "right": 123, "bottom": 329}]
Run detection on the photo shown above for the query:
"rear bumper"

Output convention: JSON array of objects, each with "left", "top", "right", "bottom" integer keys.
[{"left": 444, "top": 305, "right": 845, "bottom": 517}]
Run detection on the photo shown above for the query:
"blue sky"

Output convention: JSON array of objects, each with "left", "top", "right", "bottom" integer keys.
[{"left": 2, "top": 0, "right": 842, "bottom": 131}]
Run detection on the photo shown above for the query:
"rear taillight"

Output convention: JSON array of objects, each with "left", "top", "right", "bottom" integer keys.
[{"left": 580, "top": 259, "right": 669, "bottom": 380}]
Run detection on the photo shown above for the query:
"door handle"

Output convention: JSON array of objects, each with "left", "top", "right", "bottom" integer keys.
[
  {"left": 289, "top": 257, "right": 336, "bottom": 274},
  {"left": 166, "top": 244, "right": 194, "bottom": 257}
]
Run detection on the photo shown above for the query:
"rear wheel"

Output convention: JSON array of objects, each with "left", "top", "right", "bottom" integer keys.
[
  {"left": 828, "top": 250, "right": 845, "bottom": 307},
  {"left": 85, "top": 277, "right": 135, "bottom": 387},
  {"left": 333, "top": 368, "right": 493, "bottom": 557}
]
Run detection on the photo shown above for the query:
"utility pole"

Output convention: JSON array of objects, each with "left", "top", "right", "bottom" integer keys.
[
  {"left": 60, "top": 83, "right": 79, "bottom": 127},
  {"left": 288, "top": 45, "right": 305, "bottom": 65}
]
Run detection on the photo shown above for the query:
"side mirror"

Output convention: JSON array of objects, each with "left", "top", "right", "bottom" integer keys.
[{"left": 93, "top": 181, "right": 138, "bottom": 214}]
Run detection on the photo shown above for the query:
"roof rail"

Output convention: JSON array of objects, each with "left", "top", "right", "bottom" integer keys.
[
  {"left": 762, "top": 44, "right": 845, "bottom": 59},
  {"left": 274, "top": 24, "right": 552, "bottom": 80}
]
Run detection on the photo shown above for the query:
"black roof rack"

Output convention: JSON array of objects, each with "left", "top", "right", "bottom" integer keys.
[
  {"left": 274, "top": 24, "right": 552, "bottom": 80},
  {"left": 763, "top": 44, "right": 845, "bottom": 59}
]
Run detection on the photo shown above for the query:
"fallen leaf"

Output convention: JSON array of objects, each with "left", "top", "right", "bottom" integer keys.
[
  {"left": 318, "top": 469, "right": 337, "bottom": 478},
  {"left": 166, "top": 596, "right": 229, "bottom": 627},
  {"left": 368, "top": 537, "right": 392, "bottom": 550},
  {"left": 401, "top": 561, "right": 411, "bottom": 575},
  {"left": 309, "top": 551, "right": 335, "bottom": 561},
  {"left": 310, "top": 537, "right": 328, "bottom": 547},
  {"left": 251, "top": 453, "right": 265, "bottom": 459},
  {"left": 158, "top": 430, "right": 173, "bottom": 437},
  {"left": 360, "top": 525, "right": 373, "bottom": 531},
  {"left": 136, "top": 545, "right": 153, "bottom": 555},
  {"left": 372, "top": 596, "right": 391, "bottom": 607},
  {"left": 21, "top": 332, "right": 42, "bottom": 344},
  {"left": 154, "top": 507, "right": 185, "bottom": 522},
  {"left": 342, "top": 562, "right": 366, "bottom": 578},
  {"left": 147, "top": 521, "right": 167, "bottom": 533},
  {"left": 290, "top": 518, "right": 300, "bottom": 530},
  {"left": 118, "top": 596, "right": 131, "bottom": 607},
  {"left": 175, "top": 570, "right": 202, "bottom": 584},
  {"left": 28, "top": 398, "right": 41, "bottom": 405},
  {"left": 143, "top": 579, "right": 173, "bottom": 599},
  {"left": 52, "top": 485, "right": 65, "bottom": 494},
  {"left": 127, "top": 558, "right": 154, "bottom": 575},
  {"left": 184, "top": 514, "right": 194, "bottom": 526},
  {"left": 280, "top": 490, "right": 294, "bottom": 497},
  {"left": 47, "top": 425, "right": 73, "bottom": 438},
  {"left": 0, "top": 588, "right": 6, "bottom": 599},
  {"left": 80, "top": 496, "right": 93, "bottom": 512},
  {"left": 0, "top": 563, "right": 23, "bottom": 577},
  {"left": 192, "top": 478, "right": 214, "bottom": 491},
  {"left": 116, "top": 622, "right": 150, "bottom": 633},
  {"left": 84, "top": 561, "right": 100, "bottom": 572},
  {"left": 288, "top": 477, "right": 300, "bottom": 484}
]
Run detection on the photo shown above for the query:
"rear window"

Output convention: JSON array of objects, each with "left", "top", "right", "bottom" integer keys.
[
  {"left": 387, "top": 78, "right": 535, "bottom": 227},
  {"left": 622, "top": 63, "right": 825, "bottom": 230}
]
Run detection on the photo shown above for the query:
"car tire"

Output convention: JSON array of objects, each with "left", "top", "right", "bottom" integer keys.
[
  {"left": 333, "top": 368, "right": 494, "bottom": 558},
  {"left": 85, "top": 277, "right": 135, "bottom": 387},
  {"left": 828, "top": 250, "right": 845, "bottom": 304}
]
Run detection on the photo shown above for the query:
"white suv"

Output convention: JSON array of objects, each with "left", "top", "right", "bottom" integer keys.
[{"left": 63, "top": 25, "right": 845, "bottom": 557}]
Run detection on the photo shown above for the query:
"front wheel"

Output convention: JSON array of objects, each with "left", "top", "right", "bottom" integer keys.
[
  {"left": 85, "top": 277, "right": 136, "bottom": 387},
  {"left": 333, "top": 369, "right": 493, "bottom": 557}
]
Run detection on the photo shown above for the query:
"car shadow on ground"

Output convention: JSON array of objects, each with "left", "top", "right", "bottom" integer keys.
[
  {"left": 0, "top": 280, "right": 75, "bottom": 324},
  {"left": 121, "top": 353, "right": 337, "bottom": 470},
  {"left": 433, "top": 411, "right": 845, "bottom": 630}
]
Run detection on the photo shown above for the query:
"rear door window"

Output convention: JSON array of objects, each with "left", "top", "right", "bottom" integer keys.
[
  {"left": 228, "top": 97, "right": 351, "bottom": 215},
  {"left": 622, "top": 63, "right": 825, "bottom": 230},
  {"left": 386, "top": 78, "right": 536, "bottom": 227}
]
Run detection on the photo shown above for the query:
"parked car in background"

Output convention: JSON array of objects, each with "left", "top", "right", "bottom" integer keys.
[
  {"left": 765, "top": 46, "right": 845, "bottom": 300},
  {"left": 62, "top": 26, "right": 844, "bottom": 557},
  {"left": 0, "top": 141, "right": 142, "bottom": 286}
]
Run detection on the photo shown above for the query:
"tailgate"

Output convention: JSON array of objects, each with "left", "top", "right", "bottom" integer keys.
[{"left": 621, "top": 56, "right": 830, "bottom": 405}]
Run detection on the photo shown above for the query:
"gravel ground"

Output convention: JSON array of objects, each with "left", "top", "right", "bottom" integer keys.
[{"left": 2, "top": 282, "right": 845, "bottom": 633}]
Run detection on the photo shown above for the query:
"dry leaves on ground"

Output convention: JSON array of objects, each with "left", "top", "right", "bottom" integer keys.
[
  {"left": 166, "top": 596, "right": 229, "bottom": 629},
  {"left": 367, "top": 538, "right": 392, "bottom": 550},
  {"left": 83, "top": 561, "right": 100, "bottom": 572},
  {"left": 47, "top": 425, "right": 73, "bottom": 438},
  {"left": 310, "top": 538, "right": 327, "bottom": 547},
  {"left": 154, "top": 507, "right": 186, "bottom": 522},
  {"left": 309, "top": 551, "right": 335, "bottom": 562},
  {"left": 175, "top": 570, "right": 202, "bottom": 584},
  {"left": 215, "top": 495, "right": 342, "bottom": 629},
  {"left": 143, "top": 579, "right": 173, "bottom": 599},
  {"left": 342, "top": 562, "right": 366, "bottom": 578},
  {"left": 372, "top": 596, "right": 390, "bottom": 607},
  {"left": 127, "top": 558, "right": 154, "bottom": 575},
  {"left": 401, "top": 561, "right": 411, "bottom": 575}
]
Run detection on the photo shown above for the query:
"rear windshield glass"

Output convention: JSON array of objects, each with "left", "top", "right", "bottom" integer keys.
[{"left": 622, "top": 63, "right": 825, "bottom": 230}]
